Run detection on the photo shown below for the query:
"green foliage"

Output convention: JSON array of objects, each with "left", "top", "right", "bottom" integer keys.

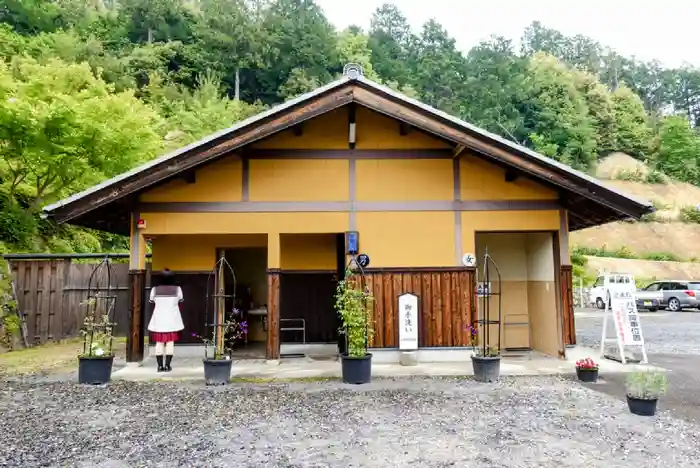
[
  {"left": 680, "top": 206, "right": 700, "bottom": 224},
  {"left": 573, "top": 245, "right": 683, "bottom": 262},
  {"left": 335, "top": 270, "right": 374, "bottom": 357},
  {"left": 654, "top": 115, "right": 700, "bottom": 184},
  {"left": 626, "top": 370, "right": 668, "bottom": 400},
  {"left": 1, "top": 2, "right": 700, "bottom": 256},
  {"left": 79, "top": 311, "right": 116, "bottom": 358}
]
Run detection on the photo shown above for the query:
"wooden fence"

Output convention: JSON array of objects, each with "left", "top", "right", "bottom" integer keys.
[{"left": 7, "top": 256, "right": 134, "bottom": 344}]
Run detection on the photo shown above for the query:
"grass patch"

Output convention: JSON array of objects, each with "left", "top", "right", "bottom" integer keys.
[
  {"left": 573, "top": 245, "right": 684, "bottom": 262},
  {"left": 0, "top": 337, "right": 126, "bottom": 377},
  {"left": 613, "top": 168, "right": 667, "bottom": 184},
  {"left": 680, "top": 206, "right": 700, "bottom": 224},
  {"left": 229, "top": 376, "right": 339, "bottom": 384}
]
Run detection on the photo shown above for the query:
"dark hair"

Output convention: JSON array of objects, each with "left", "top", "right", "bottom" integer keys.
[{"left": 160, "top": 268, "right": 176, "bottom": 285}]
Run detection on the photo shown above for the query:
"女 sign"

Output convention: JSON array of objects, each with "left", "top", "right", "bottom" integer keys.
[{"left": 398, "top": 293, "right": 419, "bottom": 350}]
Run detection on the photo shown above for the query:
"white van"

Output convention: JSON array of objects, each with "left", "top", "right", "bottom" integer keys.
[{"left": 588, "top": 273, "right": 635, "bottom": 309}]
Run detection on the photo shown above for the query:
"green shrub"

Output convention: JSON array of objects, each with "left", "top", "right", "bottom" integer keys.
[
  {"left": 680, "top": 206, "right": 700, "bottom": 224},
  {"left": 613, "top": 169, "right": 646, "bottom": 182},
  {"left": 644, "top": 170, "right": 666, "bottom": 184},
  {"left": 573, "top": 245, "right": 682, "bottom": 262}
]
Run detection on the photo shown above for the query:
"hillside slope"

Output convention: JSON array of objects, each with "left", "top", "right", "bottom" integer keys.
[
  {"left": 571, "top": 222, "right": 700, "bottom": 260},
  {"left": 585, "top": 256, "right": 700, "bottom": 280},
  {"left": 574, "top": 153, "right": 700, "bottom": 259}
]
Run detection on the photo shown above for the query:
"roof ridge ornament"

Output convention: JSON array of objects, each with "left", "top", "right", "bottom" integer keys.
[{"left": 343, "top": 63, "right": 364, "bottom": 79}]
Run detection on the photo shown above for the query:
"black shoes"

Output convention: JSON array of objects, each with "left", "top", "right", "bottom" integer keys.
[
  {"left": 165, "top": 355, "right": 173, "bottom": 372},
  {"left": 156, "top": 355, "right": 165, "bottom": 372}
]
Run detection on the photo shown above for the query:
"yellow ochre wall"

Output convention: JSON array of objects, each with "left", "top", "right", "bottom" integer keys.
[
  {"left": 249, "top": 159, "right": 349, "bottom": 201},
  {"left": 356, "top": 159, "right": 453, "bottom": 201},
  {"left": 138, "top": 105, "right": 564, "bottom": 271},
  {"left": 151, "top": 234, "right": 266, "bottom": 271},
  {"left": 140, "top": 156, "right": 243, "bottom": 203},
  {"left": 252, "top": 106, "right": 451, "bottom": 150},
  {"left": 280, "top": 234, "right": 337, "bottom": 270}
]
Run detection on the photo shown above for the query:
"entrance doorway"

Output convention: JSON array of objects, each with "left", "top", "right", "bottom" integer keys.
[
  {"left": 278, "top": 233, "right": 346, "bottom": 356},
  {"left": 474, "top": 231, "right": 559, "bottom": 356},
  {"left": 221, "top": 247, "right": 268, "bottom": 359}
]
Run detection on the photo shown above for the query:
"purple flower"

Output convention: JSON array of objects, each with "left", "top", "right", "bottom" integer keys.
[{"left": 191, "top": 332, "right": 197, "bottom": 337}]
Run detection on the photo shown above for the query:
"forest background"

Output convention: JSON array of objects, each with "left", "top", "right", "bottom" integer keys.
[{"left": 1, "top": 0, "right": 699, "bottom": 272}]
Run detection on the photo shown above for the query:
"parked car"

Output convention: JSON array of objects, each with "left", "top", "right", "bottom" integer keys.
[{"left": 637, "top": 280, "right": 700, "bottom": 311}]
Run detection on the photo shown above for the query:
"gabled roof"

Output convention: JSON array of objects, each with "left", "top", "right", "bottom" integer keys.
[{"left": 43, "top": 64, "right": 654, "bottom": 234}]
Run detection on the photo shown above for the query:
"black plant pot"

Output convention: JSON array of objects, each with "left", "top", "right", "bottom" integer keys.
[
  {"left": 576, "top": 367, "right": 599, "bottom": 382},
  {"left": 203, "top": 358, "right": 233, "bottom": 386},
  {"left": 627, "top": 395, "right": 658, "bottom": 416},
  {"left": 472, "top": 355, "right": 501, "bottom": 382},
  {"left": 341, "top": 353, "right": 372, "bottom": 384},
  {"left": 78, "top": 356, "right": 114, "bottom": 385}
]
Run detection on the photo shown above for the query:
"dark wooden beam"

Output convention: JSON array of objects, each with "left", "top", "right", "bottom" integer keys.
[
  {"left": 292, "top": 124, "right": 303, "bottom": 136},
  {"left": 182, "top": 171, "right": 196, "bottom": 184},
  {"left": 348, "top": 102, "right": 357, "bottom": 150},
  {"left": 399, "top": 122, "right": 411, "bottom": 136},
  {"left": 504, "top": 168, "right": 518, "bottom": 182}
]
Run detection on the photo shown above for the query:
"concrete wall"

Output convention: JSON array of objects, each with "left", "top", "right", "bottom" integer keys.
[
  {"left": 525, "top": 232, "right": 559, "bottom": 357},
  {"left": 475, "top": 232, "right": 559, "bottom": 355}
]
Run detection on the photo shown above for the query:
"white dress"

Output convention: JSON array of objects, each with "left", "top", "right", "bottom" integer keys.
[{"left": 147, "top": 286, "right": 185, "bottom": 333}]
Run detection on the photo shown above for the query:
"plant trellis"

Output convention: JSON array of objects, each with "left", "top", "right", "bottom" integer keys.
[
  {"left": 339, "top": 255, "right": 371, "bottom": 355},
  {"left": 475, "top": 247, "right": 502, "bottom": 356},
  {"left": 204, "top": 254, "right": 237, "bottom": 359},
  {"left": 82, "top": 257, "right": 118, "bottom": 357}
]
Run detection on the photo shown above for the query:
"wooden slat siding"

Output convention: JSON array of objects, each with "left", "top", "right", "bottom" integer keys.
[
  {"left": 9, "top": 260, "right": 132, "bottom": 344},
  {"left": 266, "top": 271, "right": 280, "bottom": 359},
  {"left": 560, "top": 265, "right": 576, "bottom": 346},
  {"left": 362, "top": 268, "right": 476, "bottom": 348},
  {"left": 38, "top": 263, "right": 50, "bottom": 340}
]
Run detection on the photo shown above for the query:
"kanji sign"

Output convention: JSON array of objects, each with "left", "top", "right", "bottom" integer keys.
[{"left": 398, "top": 293, "right": 419, "bottom": 350}]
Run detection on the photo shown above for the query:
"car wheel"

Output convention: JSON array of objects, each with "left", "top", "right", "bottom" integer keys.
[
  {"left": 668, "top": 297, "right": 681, "bottom": 312},
  {"left": 596, "top": 297, "right": 605, "bottom": 309}
]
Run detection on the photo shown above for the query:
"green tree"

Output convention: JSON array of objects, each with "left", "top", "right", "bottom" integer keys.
[
  {"left": 411, "top": 20, "right": 466, "bottom": 114},
  {"left": 0, "top": 58, "right": 164, "bottom": 209},
  {"left": 368, "top": 3, "right": 414, "bottom": 87},
  {"left": 611, "top": 84, "right": 653, "bottom": 159},
  {"left": 654, "top": 115, "right": 700, "bottom": 182},
  {"left": 522, "top": 53, "right": 597, "bottom": 170}
]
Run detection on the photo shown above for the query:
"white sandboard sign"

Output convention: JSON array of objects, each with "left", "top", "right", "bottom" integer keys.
[
  {"left": 398, "top": 293, "right": 419, "bottom": 350},
  {"left": 600, "top": 274, "right": 648, "bottom": 364}
]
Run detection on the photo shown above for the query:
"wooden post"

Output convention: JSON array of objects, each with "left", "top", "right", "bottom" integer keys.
[
  {"left": 127, "top": 270, "right": 145, "bottom": 362},
  {"left": 266, "top": 271, "right": 280, "bottom": 360},
  {"left": 126, "top": 212, "right": 146, "bottom": 363},
  {"left": 560, "top": 265, "right": 576, "bottom": 346},
  {"left": 266, "top": 233, "right": 281, "bottom": 360}
]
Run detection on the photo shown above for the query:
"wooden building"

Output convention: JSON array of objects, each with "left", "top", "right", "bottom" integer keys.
[{"left": 42, "top": 64, "right": 653, "bottom": 363}]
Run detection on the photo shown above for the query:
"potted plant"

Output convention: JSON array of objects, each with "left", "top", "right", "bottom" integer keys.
[
  {"left": 193, "top": 310, "right": 247, "bottom": 385},
  {"left": 78, "top": 311, "right": 117, "bottom": 385},
  {"left": 336, "top": 270, "right": 374, "bottom": 384},
  {"left": 626, "top": 370, "right": 668, "bottom": 416},
  {"left": 466, "top": 324, "right": 501, "bottom": 382},
  {"left": 575, "top": 357, "right": 599, "bottom": 382}
]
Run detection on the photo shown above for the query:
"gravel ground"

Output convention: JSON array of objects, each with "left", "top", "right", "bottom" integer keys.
[
  {"left": 575, "top": 309, "right": 700, "bottom": 354},
  {"left": 1, "top": 377, "right": 699, "bottom": 468}
]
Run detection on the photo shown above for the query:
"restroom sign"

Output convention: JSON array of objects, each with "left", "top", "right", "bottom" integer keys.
[{"left": 462, "top": 253, "right": 476, "bottom": 267}]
